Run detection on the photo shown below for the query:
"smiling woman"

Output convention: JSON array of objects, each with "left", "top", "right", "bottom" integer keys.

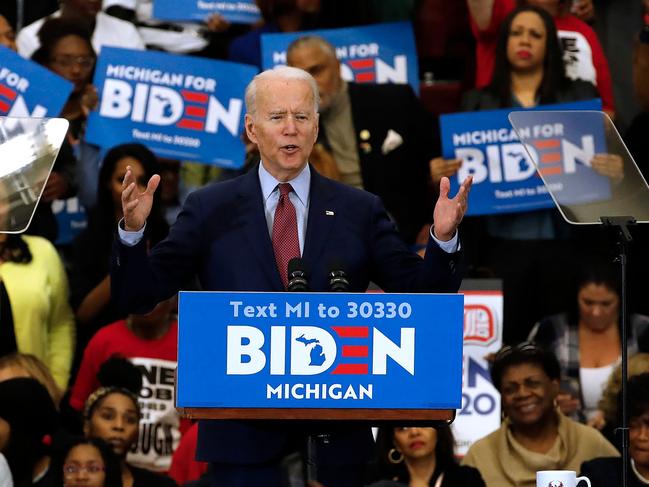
[{"left": 462, "top": 343, "right": 619, "bottom": 487}]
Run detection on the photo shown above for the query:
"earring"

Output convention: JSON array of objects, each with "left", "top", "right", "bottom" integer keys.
[{"left": 388, "top": 448, "right": 404, "bottom": 464}]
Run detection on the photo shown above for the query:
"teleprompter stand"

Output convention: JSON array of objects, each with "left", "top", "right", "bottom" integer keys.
[{"left": 510, "top": 110, "right": 649, "bottom": 487}]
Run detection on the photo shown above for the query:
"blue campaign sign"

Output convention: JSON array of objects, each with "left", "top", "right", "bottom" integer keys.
[
  {"left": 440, "top": 99, "right": 604, "bottom": 216},
  {"left": 85, "top": 47, "right": 257, "bottom": 168},
  {"left": 177, "top": 292, "right": 463, "bottom": 409},
  {"left": 153, "top": 0, "right": 261, "bottom": 24},
  {"left": 0, "top": 45, "right": 73, "bottom": 118},
  {"left": 53, "top": 197, "right": 87, "bottom": 245},
  {"left": 261, "top": 22, "right": 420, "bottom": 95}
]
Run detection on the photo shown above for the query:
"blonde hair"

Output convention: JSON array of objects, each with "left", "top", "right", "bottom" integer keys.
[
  {"left": 0, "top": 353, "right": 63, "bottom": 408},
  {"left": 598, "top": 353, "right": 649, "bottom": 424}
]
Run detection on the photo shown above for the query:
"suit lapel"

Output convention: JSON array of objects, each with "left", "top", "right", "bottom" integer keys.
[
  {"left": 238, "top": 168, "right": 284, "bottom": 290},
  {"left": 303, "top": 168, "right": 336, "bottom": 266}
]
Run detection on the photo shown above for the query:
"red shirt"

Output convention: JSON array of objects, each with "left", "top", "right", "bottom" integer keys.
[{"left": 70, "top": 319, "right": 185, "bottom": 472}]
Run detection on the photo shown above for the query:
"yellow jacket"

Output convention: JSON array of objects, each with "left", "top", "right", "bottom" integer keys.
[{"left": 0, "top": 235, "right": 75, "bottom": 388}]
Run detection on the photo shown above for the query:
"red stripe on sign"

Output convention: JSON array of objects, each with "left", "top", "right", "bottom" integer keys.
[
  {"left": 539, "top": 167, "right": 562, "bottom": 176},
  {"left": 332, "top": 326, "right": 368, "bottom": 338},
  {"left": 533, "top": 139, "right": 560, "bottom": 149},
  {"left": 348, "top": 59, "right": 374, "bottom": 69},
  {"left": 540, "top": 152, "right": 561, "bottom": 163},
  {"left": 332, "top": 363, "right": 368, "bottom": 375},
  {"left": 0, "top": 84, "right": 17, "bottom": 101},
  {"left": 176, "top": 119, "right": 204, "bottom": 130},
  {"left": 181, "top": 90, "right": 208, "bottom": 104},
  {"left": 355, "top": 72, "right": 375, "bottom": 82},
  {"left": 342, "top": 345, "right": 369, "bottom": 357},
  {"left": 185, "top": 106, "right": 206, "bottom": 118},
  {"left": 0, "top": 100, "right": 10, "bottom": 113}
]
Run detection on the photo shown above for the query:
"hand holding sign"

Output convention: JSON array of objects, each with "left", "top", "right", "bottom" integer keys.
[
  {"left": 433, "top": 176, "right": 473, "bottom": 242},
  {"left": 122, "top": 166, "right": 160, "bottom": 232},
  {"left": 429, "top": 157, "right": 462, "bottom": 186},
  {"left": 206, "top": 13, "right": 230, "bottom": 32},
  {"left": 591, "top": 153, "right": 623, "bottom": 182}
]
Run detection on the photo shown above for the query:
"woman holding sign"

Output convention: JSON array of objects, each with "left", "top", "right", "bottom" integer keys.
[
  {"left": 431, "top": 4, "right": 615, "bottom": 344},
  {"left": 32, "top": 17, "right": 104, "bottom": 211}
]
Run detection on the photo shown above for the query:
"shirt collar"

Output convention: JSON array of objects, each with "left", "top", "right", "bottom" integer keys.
[{"left": 258, "top": 161, "right": 310, "bottom": 207}]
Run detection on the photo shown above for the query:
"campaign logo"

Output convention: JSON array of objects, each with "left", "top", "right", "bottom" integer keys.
[
  {"left": 454, "top": 122, "right": 590, "bottom": 185},
  {"left": 226, "top": 325, "right": 415, "bottom": 376},
  {"left": 99, "top": 68, "right": 241, "bottom": 136},
  {"left": 0, "top": 46, "right": 73, "bottom": 120},
  {"left": 86, "top": 47, "right": 256, "bottom": 167},
  {"left": 226, "top": 323, "right": 414, "bottom": 401},
  {"left": 261, "top": 22, "right": 419, "bottom": 94},
  {"left": 440, "top": 99, "right": 606, "bottom": 215},
  {"left": 0, "top": 68, "right": 43, "bottom": 117},
  {"left": 463, "top": 304, "right": 497, "bottom": 346}
]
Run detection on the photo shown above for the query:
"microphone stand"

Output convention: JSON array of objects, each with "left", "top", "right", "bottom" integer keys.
[{"left": 601, "top": 216, "right": 636, "bottom": 487}]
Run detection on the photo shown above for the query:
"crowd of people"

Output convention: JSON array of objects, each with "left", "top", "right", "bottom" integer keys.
[{"left": 1, "top": 0, "right": 649, "bottom": 485}]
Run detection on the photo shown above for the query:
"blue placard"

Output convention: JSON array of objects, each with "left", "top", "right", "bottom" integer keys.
[
  {"left": 0, "top": 45, "right": 73, "bottom": 118},
  {"left": 153, "top": 0, "right": 262, "bottom": 24},
  {"left": 440, "top": 99, "right": 606, "bottom": 215},
  {"left": 53, "top": 197, "right": 87, "bottom": 245},
  {"left": 261, "top": 22, "right": 420, "bottom": 95},
  {"left": 177, "top": 292, "right": 463, "bottom": 409},
  {"left": 85, "top": 47, "right": 257, "bottom": 168}
]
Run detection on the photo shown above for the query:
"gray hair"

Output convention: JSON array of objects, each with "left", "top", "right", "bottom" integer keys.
[
  {"left": 287, "top": 35, "right": 337, "bottom": 62},
  {"left": 245, "top": 66, "right": 320, "bottom": 116}
]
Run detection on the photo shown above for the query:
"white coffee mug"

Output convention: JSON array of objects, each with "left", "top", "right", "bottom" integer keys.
[{"left": 536, "top": 470, "right": 591, "bottom": 487}]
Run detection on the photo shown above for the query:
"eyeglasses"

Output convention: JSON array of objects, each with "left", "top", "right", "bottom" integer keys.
[
  {"left": 49, "top": 55, "right": 95, "bottom": 70},
  {"left": 493, "top": 341, "right": 542, "bottom": 363},
  {"left": 63, "top": 464, "right": 106, "bottom": 475}
]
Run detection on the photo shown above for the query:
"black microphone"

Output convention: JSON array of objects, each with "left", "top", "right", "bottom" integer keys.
[
  {"left": 327, "top": 259, "right": 349, "bottom": 292},
  {"left": 287, "top": 258, "right": 309, "bottom": 292}
]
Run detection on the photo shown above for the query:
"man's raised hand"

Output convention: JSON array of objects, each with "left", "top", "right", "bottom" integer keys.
[
  {"left": 121, "top": 165, "right": 160, "bottom": 232},
  {"left": 433, "top": 176, "right": 473, "bottom": 242}
]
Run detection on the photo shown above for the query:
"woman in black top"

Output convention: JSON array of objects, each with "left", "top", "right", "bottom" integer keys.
[{"left": 367, "top": 425, "right": 485, "bottom": 487}]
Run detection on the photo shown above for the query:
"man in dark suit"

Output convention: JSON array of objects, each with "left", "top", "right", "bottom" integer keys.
[
  {"left": 113, "top": 66, "right": 472, "bottom": 486},
  {"left": 286, "top": 35, "right": 446, "bottom": 246}
]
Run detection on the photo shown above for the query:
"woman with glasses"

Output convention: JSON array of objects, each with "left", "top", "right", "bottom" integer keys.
[
  {"left": 580, "top": 373, "right": 649, "bottom": 487},
  {"left": 31, "top": 17, "right": 97, "bottom": 145},
  {"left": 462, "top": 343, "right": 618, "bottom": 487},
  {"left": 52, "top": 437, "right": 122, "bottom": 487},
  {"left": 30, "top": 16, "right": 106, "bottom": 213},
  {"left": 368, "top": 425, "right": 485, "bottom": 487}
]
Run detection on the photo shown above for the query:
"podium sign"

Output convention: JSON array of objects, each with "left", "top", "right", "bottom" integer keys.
[{"left": 177, "top": 292, "right": 463, "bottom": 420}]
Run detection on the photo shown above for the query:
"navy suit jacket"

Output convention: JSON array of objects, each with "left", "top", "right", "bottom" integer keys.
[{"left": 112, "top": 165, "right": 462, "bottom": 464}]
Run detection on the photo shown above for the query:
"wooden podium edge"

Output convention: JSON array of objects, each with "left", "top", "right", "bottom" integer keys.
[{"left": 177, "top": 407, "right": 456, "bottom": 423}]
